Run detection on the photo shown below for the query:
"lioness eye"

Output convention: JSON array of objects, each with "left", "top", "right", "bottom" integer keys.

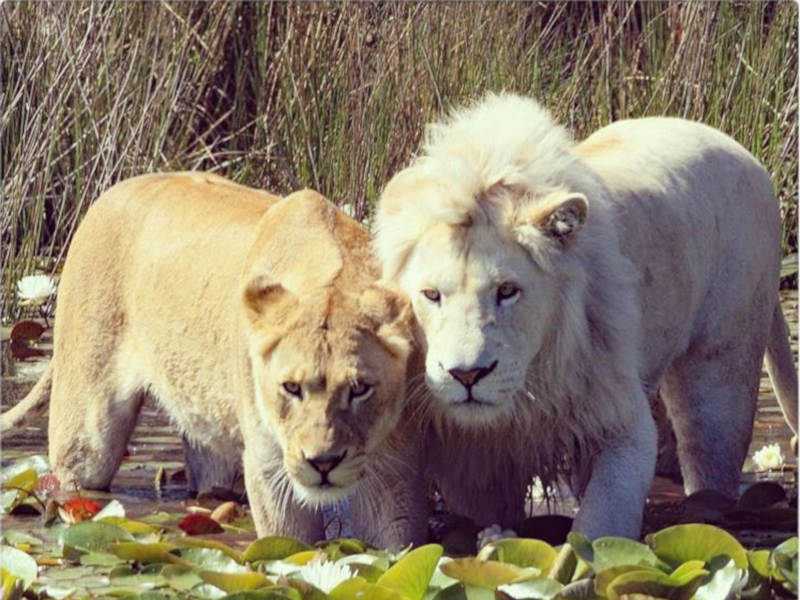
[
  {"left": 282, "top": 381, "right": 302, "bottom": 398},
  {"left": 496, "top": 282, "right": 520, "bottom": 305},
  {"left": 422, "top": 288, "right": 441, "bottom": 303},
  {"left": 348, "top": 382, "right": 374, "bottom": 404}
]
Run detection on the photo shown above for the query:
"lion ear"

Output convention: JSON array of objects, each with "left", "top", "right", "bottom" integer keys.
[
  {"left": 359, "top": 284, "right": 415, "bottom": 360},
  {"left": 242, "top": 274, "right": 298, "bottom": 327},
  {"left": 516, "top": 190, "right": 588, "bottom": 247}
]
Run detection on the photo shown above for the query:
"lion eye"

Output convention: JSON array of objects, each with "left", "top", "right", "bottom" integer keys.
[
  {"left": 282, "top": 381, "right": 302, "bottom": 398},
  {"left": 348, "top": 382, "right": 374, "bottom": 404},
  {"left": 496, "top": 282, "right": 520, "bottom": 305},
  {"left": 421, "top": 288, "right": 441, "bottom": 303}
]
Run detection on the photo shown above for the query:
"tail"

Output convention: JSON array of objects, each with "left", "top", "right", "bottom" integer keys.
[
  {"left": 1, "top": 362, "right": 53, "bottom": 432},
  {"left": 764, "top": 301, "right": 798, "bottom": 435}
]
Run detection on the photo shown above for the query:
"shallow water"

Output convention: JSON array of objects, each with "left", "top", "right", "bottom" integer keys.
[{"left": 2, "top": 291, "right": 797, "bottom": 545}]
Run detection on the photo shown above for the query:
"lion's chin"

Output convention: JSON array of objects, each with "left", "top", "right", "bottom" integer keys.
[
  {"left": 442, "top": 399, "right": 510, "bottom": 428},
  {"left": 290, "top": 479, "right": 357, "bottom": 508}
]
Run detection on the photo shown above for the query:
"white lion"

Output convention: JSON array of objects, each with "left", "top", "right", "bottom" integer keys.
[{"left": 375, "top": 93, "right": 797, "bottom": 539}]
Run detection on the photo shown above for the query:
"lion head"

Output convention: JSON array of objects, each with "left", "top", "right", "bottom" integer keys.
[
  {"left": 241, "top": 190, "right": 415, "bottom": 505},
  {"left": 375, "top": 94, "right": 635, "bottom": 433}
]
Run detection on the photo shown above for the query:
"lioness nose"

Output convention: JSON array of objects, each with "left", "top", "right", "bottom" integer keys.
[
  {"left": 306, "top": 450, "right": 347, "bottom": 474},
  {"left": 449, "top": 361, "right": 497, "bottom": 388}
]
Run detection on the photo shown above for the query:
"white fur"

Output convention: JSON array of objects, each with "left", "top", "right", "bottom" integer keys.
[{"left": 376, "top": 93, "right": 796, "bottom": 539}]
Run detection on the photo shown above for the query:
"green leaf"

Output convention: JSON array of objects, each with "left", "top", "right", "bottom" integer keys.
[
  {"left": 108, "top": 541, "right": 177, "bottom": 563},
  {"left": 78, "top": 551, "right": 127, "bottom": 566},
  {"left": 243, "top": 536, "right": 313, "bottom": 562},
  {"left": 479, "top": 538, "right": 557, "bottom": 572},
  {"left": 60, "top": 520, "right": 133, "bottom": 560},
  {"left": 329, "top": 577, "right": 407, "bottom": 600},
  {"left": 770, "top": 537, "right": 798, "bottom": 594},
  {"left": 99, "top": 516, "right": 162, "bottom": 537},
  {"left": 173, "top": 547, "right": 249, "bottom": 573},
  {"left": 595, "top": 565, "right": 664, "bottom": 597},
  {"left": 566, "top": 533, "right": 594, "bottom": 565},
  {"left": 439, "top": 557, "right": 538, "bottom": 589},
  {"left": 646, "top": 524, "right": 748, "bottom": 569},
  {"left": 377, "top": 543, "right": 443, "bottom": 600},
  {"left": 606, "top": 568, "right": 708, "bottom": 600},
  {"left": 174, "top": 537, "right": 244, "bottom": 563},
  {"left": 0, "top": 546, "right": 37, "bottom": 588},
  {"left": 748, "top": 550, "right": 771, "bottom": 578},
  {"left": 200, "top": 570, "right": 272, "bottom": 593}
]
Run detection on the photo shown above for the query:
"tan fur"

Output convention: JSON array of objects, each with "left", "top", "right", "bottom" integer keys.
[
  {"left": 376, "top": 93, "right": 797, "bottom": 539},
  {"left": 2, "top": 173, "right": 427, "bottom": 545}
]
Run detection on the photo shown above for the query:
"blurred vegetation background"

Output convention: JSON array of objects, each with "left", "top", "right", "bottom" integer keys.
[{"left": 2, "top": 1, "right": 797, "bottom": 319}]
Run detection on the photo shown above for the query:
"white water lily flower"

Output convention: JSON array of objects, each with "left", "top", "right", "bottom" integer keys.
[
  {"left": 16, "top": 275, "right": 56, "bottom": 305},
  {"left": 752, "top": 443, "right": 784, "bottom": 470},
  {"left": 297, "top": 559, "right": 355, "bottom": 593},
  {"left": 477, "top": 523, "right": 517, "bottom": 549}
]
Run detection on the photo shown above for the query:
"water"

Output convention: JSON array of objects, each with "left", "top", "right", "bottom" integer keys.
[{"left": 2, "top": 291, "right": 796, "bottom": 545}]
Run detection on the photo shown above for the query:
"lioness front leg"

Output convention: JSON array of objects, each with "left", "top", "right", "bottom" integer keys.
[
  {"left": 351, "top": 457, "right": 428, "bottom": 548},
  {"left": 572, "top": 397, "right": 657, "bottom": 539},
  {"left": 182, "top": 436, "right": 241, "bottom": 494},
  {"left": 243, "top": 444, "right": 324, "bottom": 542}
]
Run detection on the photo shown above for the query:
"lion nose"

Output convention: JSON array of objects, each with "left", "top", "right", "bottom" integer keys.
[
  {"left": 306, "top": 449, "right": 347, "bottom": 475},
  {"left": 448, "top": 361, "right": 498, "bottom": 388}
]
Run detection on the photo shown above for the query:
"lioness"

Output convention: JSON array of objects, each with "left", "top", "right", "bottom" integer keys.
[
  {"left": 2, "top": 173, "right": 427, "bottom": 545},
  {"left": 375, "top": 93, "right": 797, "bottom": 539}
]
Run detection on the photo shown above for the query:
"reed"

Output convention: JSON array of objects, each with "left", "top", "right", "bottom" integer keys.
[{"left": 2, "top": 1, "right": 796, "bottom": 319}]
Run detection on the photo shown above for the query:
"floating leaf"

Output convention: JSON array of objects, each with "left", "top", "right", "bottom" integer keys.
[
  {"left": 200, "top": 570, "right": 272, "bottom": 593},
  {"left": 221, "top": 587, "right": 303, "bottom": 599},
  {"left": 60, "top": 520, "right": 133, "bottom": 560},
  {"left": 178, "top": 513, "right": 223, "bottom": 535},
  {"left": 377, "top": 543, "right": 443, "bottom": 599},
  {"left": 10, "top": 320, "right": 45, "bottom": 343},
  {"left": 498, "top": 578, "right": 564, "bottom": 599},
  {"left": 173, "top": 547, "right": 249, "bottom": 573},
  {"left": 588, "top": 537, "right": 663, "bottom": 572},
  {"left": 99, "top": 516, "right": 162, "bottom": 538},
  {"left": 108, "top": 541, "right": 177, "bottom": 563},
  {"left": 0, "top": 545, "right": 38, "bottom": 588},
  {"left": 770, "top": 537, "right": 798, "bottom": 594},
  {"left": 329, "top": 577, "right": 406, "bottom": 600},
  {"left": 646, "top": 524, "right": 748, "bottom": 569},
  {"left": 440, "top": 557, "right": 538, "bottom": 589},
  {"left": 693, "top": 558, "right": 745, "bottom": 600},
  {"left": 243, "top": 537, "right": 313, "bottom": 562},
  {"left": 747, "top": 549, "right": 771, "bottom": 579},
  {"left": 566, "top": 533, "right": 594, "bottom": 565},
  {"left": 479, "top": 538, "right": 557, "bottom": 571},
  {"left": 174, "top": 537, "right": 243, "bottom": 563},
  {"left": 606, "top": 568, "right": 707, "bottom": 600},
  {"left": 738, "top": 482, "right": 787, "bottom": 510}
]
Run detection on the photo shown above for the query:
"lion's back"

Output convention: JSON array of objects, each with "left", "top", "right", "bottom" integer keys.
[{"left": 575, "top": 118, "right": 781, "bottom": 385}]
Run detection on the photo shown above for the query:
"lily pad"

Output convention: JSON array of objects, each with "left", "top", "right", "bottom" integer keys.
[
  {"left": 440, "top": 557, "right": 538, "bottom": 589},
  {"left": 0, "top": 545, "right": 38, "bottom": 587},
  {"left": 200, "top": 570, "right": 272, "bottom": 593},
  {"left": 605, "top": 568, "right": 708, "bottom": 600},
  {"left": 243, "top": 537, "right": 312, "bottom": 562},
  {"left": 479, "top": 538, "right": 557, "bottom": 572},
  {"left": 376, "top": 543, "right": 443, "bottom": 600},
  {"left": 646, "top": 524, "right": 748, "bottom": 569},
  {"left": 329, "top": 577, "right": 407, "bottom": 600},
  {"left": 109, "top": 541, "right": 177, "bottom": 563},
  {"left": 60, "top": 520, "right": 133, "bottom": 560}
]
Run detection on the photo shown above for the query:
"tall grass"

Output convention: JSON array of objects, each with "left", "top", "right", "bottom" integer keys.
[{"left": 2, "top": 1, "right": 797, "bottom": 319}]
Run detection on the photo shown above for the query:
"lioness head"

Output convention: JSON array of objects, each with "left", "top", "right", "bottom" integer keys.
[
  {"left": 375, "top": 94, "right": 591, "bottom": 427},
  {"left": 242, "top": 191, "right": 415, "bottom": 505}
]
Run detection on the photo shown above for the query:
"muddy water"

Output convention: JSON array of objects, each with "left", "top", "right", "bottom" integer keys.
[{"left": 2, "top": 291, "right": 797, "bottom": 541}]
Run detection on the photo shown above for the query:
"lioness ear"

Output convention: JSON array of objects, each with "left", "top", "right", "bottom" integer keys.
[
  {"left": 242, "top": 274, "right": 297, "bottom": 326},
  {"left": 517, "top": 190, "right": 588, "bottom": 247},
  {"left": 359, "top": 284, "right": 415, "bottom": 360}
]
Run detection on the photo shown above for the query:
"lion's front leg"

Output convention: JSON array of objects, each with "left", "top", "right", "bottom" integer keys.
[
  {"left": 572, "top": 394, "right": 657, "bottom": 539},
  {"left": 243, "top": 444, "right": 324, "bottom": 542},
  {"left": 351, "top": 444, "right": 429, "bottom": 548}
]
